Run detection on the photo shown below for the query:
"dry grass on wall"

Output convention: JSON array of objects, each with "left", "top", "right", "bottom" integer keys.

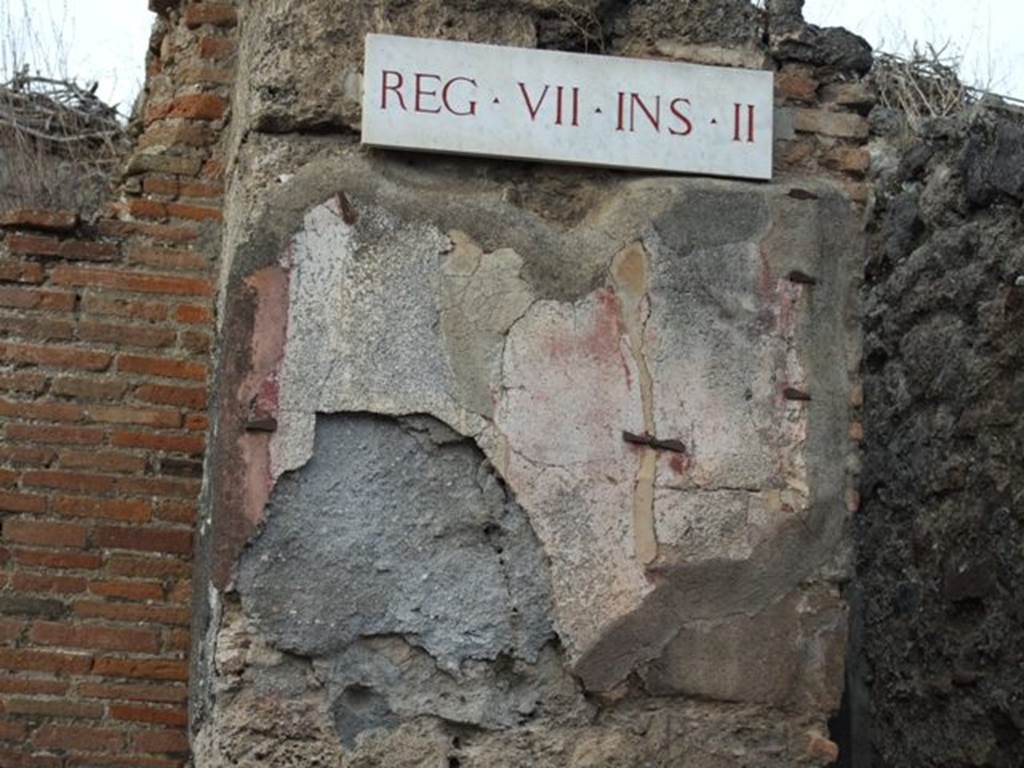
[{"left": 0, "top": 72, "right": 129, "bottom": 215}]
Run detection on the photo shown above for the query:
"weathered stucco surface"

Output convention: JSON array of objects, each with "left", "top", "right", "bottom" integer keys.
[
  {"left": 192, "top": 1, "right": 867, "bottom": 765},
  {"left": 194, "top": 150, "right": 860, "bottom": 765}
]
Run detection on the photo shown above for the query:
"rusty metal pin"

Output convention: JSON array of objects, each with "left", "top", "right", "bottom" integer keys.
[
  {"left": 245, "top": 417, "right": 278, "bottom": 432},
  {"left": 622, "top": 430, "right": 687, "bottom": 454},
  {"left": 787, "top": 270, "right": 818, "bottom": 286},
  {"left": 783, "top": 387, "right": 812, "bottom": 402},
  {"left": 787, "top": 188, "right": 819, "bottom": 200}
]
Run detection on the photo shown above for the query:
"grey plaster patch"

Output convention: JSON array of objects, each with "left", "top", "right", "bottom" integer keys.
[
  {"left": 644, "top": 190, "right": 792, "bottom": 491},
  {"left": 321, "top": 637, "right": 589, "bottom": 745},
  {"left": 651, "top": 188, "right": 770, "bottom": 250},
  {"left": 239, "top": 413, "right": 554, "bottom": 670},
  {"left": 330, "top": 684, "right": 398, "bottom": 748}
]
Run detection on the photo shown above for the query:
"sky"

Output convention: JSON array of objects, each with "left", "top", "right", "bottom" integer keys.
[
  {"left": 3, "top": 0, "right": 1023, "bottom": 114},
  {"left": 803, "top": 0, "right": 1024, "bottom": 99},
  {"left": 2, "top": 0, "right": 154, "bottom": 114}
]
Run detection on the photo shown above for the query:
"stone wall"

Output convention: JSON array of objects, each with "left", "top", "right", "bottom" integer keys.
[
  {"left": 0, "top": 2, "right": 237, "bottom": 765},
  {"left": 856, "top": 107, "right": 1024, "bottom": 767},
  {"left": 191, "top": 1, "right": 871, "bottom": 766}
]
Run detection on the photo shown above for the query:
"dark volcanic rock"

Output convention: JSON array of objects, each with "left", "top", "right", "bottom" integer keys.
[{"left": 860, "top": 106, "right": 1024, "bottom": 768}]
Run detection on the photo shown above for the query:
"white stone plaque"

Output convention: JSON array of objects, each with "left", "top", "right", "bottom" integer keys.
[{"left": 362, "top": 34, "right": 774, "bottom": 180}]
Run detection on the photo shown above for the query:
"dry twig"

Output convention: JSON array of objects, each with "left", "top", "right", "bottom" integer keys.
[{"left": 0, "top": 69, "right": 128, "bottom": 213}]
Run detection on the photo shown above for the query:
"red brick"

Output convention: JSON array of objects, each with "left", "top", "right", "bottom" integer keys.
[
  {"left": 179, "top": 180, "right": 224, "bottom": 199},
  {"left": 825, "top": 145, "right": 871, "bottom": 175},
  {"left": 58, "top": 239, "right": 120, "bottom": 261},
  {"left": 22, "top": 470, "right": 117, "bottom": 494},
  {"left": 111, "top": 430, "right": 204, "bottom": 455},
  {"left": 180, "top": 329, "right": 211, "bottom": 354},
  {"left": 3, "top": 519, "right": 87, "bottom": 548},
  {"left": 6, "top": 423, "right": 105, "bottom": 445},
  {"left": 155, "top": 501, "right": 196, "bottom": 525},
  {"left": 0, "top": 468, "right": 16, "bottom": 487},
  {"left": 0, "top": 718, "right": 28, "bottom": 741},
  {"left": 133, "top": 728, "right": 189, "bottom": 754},
  {"left": 184, "top": 413, "right": 208, "bottom": 431},
  {"left": 0, "top": 445, "right": 54, "bottom": 465},
  {"left": 141, "top": 177, "right": 180, "bottom": 196},
  {"left": 111, "top": 703, "right": 187, "bottom": 726},
  {"left": 183, "top": 3, "right": 237, "bottom": 28},
  {"left": 173, "top": 303, "right": 212, "bottom": 324},
  {"left": 0, "top": 209, "right": 77, "bottom": 231},
  {"left": 0, "top": 747, "right": 62, "bottom": 768},
  {"left": 166, "top": 202, "right": 221, "bottom": 222},
  {"left": 0, "top": 648, "right": 91, "bottom": 674},
  {"left": 0, "top": 315, "right": 75, "bottom": 340},
  {"left": 13, "top": 549, "right": 102, "bottom": 570},
  {"left": 95, "top": 220, "right": 199, "bottom": 244},
  {"left": 201, "top": 157, "right": 225, "bottom": 179},
  {"left": 80, "top": 681, "right": 187, "bottom": 704},
  {"left": 51, "top": 377, "right": 129, "bottom": 400},
  {"left": 72, "top": 601, "right": 189, "bottom": 626},
  {"left": 117, "top": 355, "right": 207, "bottom": 381},
  {"left": 0, "top": 287, "right": 75, "bottom": 311},
  {"left": 66, "top": 756, "right": 184, "bottom": 768},
  {"left": 5, "top": 697, "right": 103, "bottom": 718},
  {"left": 124, "top": 198, "right": 168, "bottom": 220},
  {"left": 775, "top": 68, "right": 819, "bottom": 102},
  {"left": 108, "top": 554, "right": 189, "bottom": 579},
  {"left": 58, "top": 450, "right": 148, "bottom": 474},
  {"left": 26, "top": 473, "right": 195, "bottom": 500},
  {"left": 179, "top": 65, "right": 233, "bottom": 85},
  {"left": 124, "top": 151, "right": 204, "bottom": 177},
  {"left": 198, "top": 36, "right": 236, "bottom": 60},
  {"left": 135, "top": 383, "right": 207, "bottom": 409},
  {"left": 51, "top": 265, "right": 213, "bottom": 297},
  {"left": 0, "top": 677, "right": 68, "bottom": 695},
  {"left": 0, "top": 399, "right": 83, "bottom": 422},
  {"left": 33, "top": 724, "right": 124, "bottom": 752},
  {"left": 31, "top": 622, "right": 161, "bottom": 653},
  {"left": 792, "top": 108, "right": 870, "bottom": 139},
  {"left": 54, "top": 497, "right": 151, "bottom": 522},
  {"left": 117, "top": 476, "right": 200, "bottom": 498},
  {"left": 164, "top": 628, "right": 190, "bottom": 652},
  {"left": 93, "top": 527, "right": 192, "bottom": 555},
  {"left": 92, "top": 657, "right": 189, "bottom": 682},
  {"left": 5, "top": 233, "right": 59, "bottom": 256},
  {"left": 85, "top": 405, "right": 182, "bottom": 428},
  {"left": 138, "top": 121, "right": 215, "bottom": 149},
  {"left": 0, "top": 258, "right": 45, "bottom": 283},
  {"left": 0, "top": 342, "right": 111, "bottom": 371},
  {"left": 0, "top": 371, "right": 48, "bottom": 394},
  {"left": 81, "top": 295, "right": 169, "bottom": 322},
  {"left": 146, "top": 93, "right": 227, "bottom": 123},
  {"left": 89, "top": 579, "right": 164, "bottom": 601},
  {"left": 128, "top": 246, "right": 206, "bottom": 272},
  {"left": 167, "top": 579, "right": 191, "bottom": 604},
  {"left": 0, "top": 492, "right": 46, "bottom": 513},
  {"left": 0, "top": 618, "right": 24, "bottom": 643},
  {"left": 11, "top": 572, "right": 87, "bottom": 594}
]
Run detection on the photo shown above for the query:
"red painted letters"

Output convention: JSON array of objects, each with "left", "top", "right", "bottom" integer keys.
[{"left": 380, "top": 70, "right": 478, "bottom": 117}]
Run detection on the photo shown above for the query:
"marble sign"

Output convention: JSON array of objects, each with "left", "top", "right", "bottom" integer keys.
[{"left": 361, "top": 34, "right": 774, "bottom": 180}]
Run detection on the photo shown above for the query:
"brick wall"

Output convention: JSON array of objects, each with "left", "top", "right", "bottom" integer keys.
[
  {"left": 0, "top": 2, "right": 236, "bottom": 766},
  {"left": 0, "top": 0, "right": 878, "bottom": 764}
]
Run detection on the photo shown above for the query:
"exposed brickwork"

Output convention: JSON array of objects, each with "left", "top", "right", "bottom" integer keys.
[
  {"left": 0, "top": 1, "right": 236, "bottom": 765},
  {"left": 772, "top": 63, "right": 875, "bottom": 203}
]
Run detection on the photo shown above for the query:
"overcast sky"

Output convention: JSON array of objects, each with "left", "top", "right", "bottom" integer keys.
[
  {"left": 804, "top": 0, "right": 1024, "bottom": 98},
  {"left": 4, "top": 0, "right": 1023, "bottom": 114}
]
